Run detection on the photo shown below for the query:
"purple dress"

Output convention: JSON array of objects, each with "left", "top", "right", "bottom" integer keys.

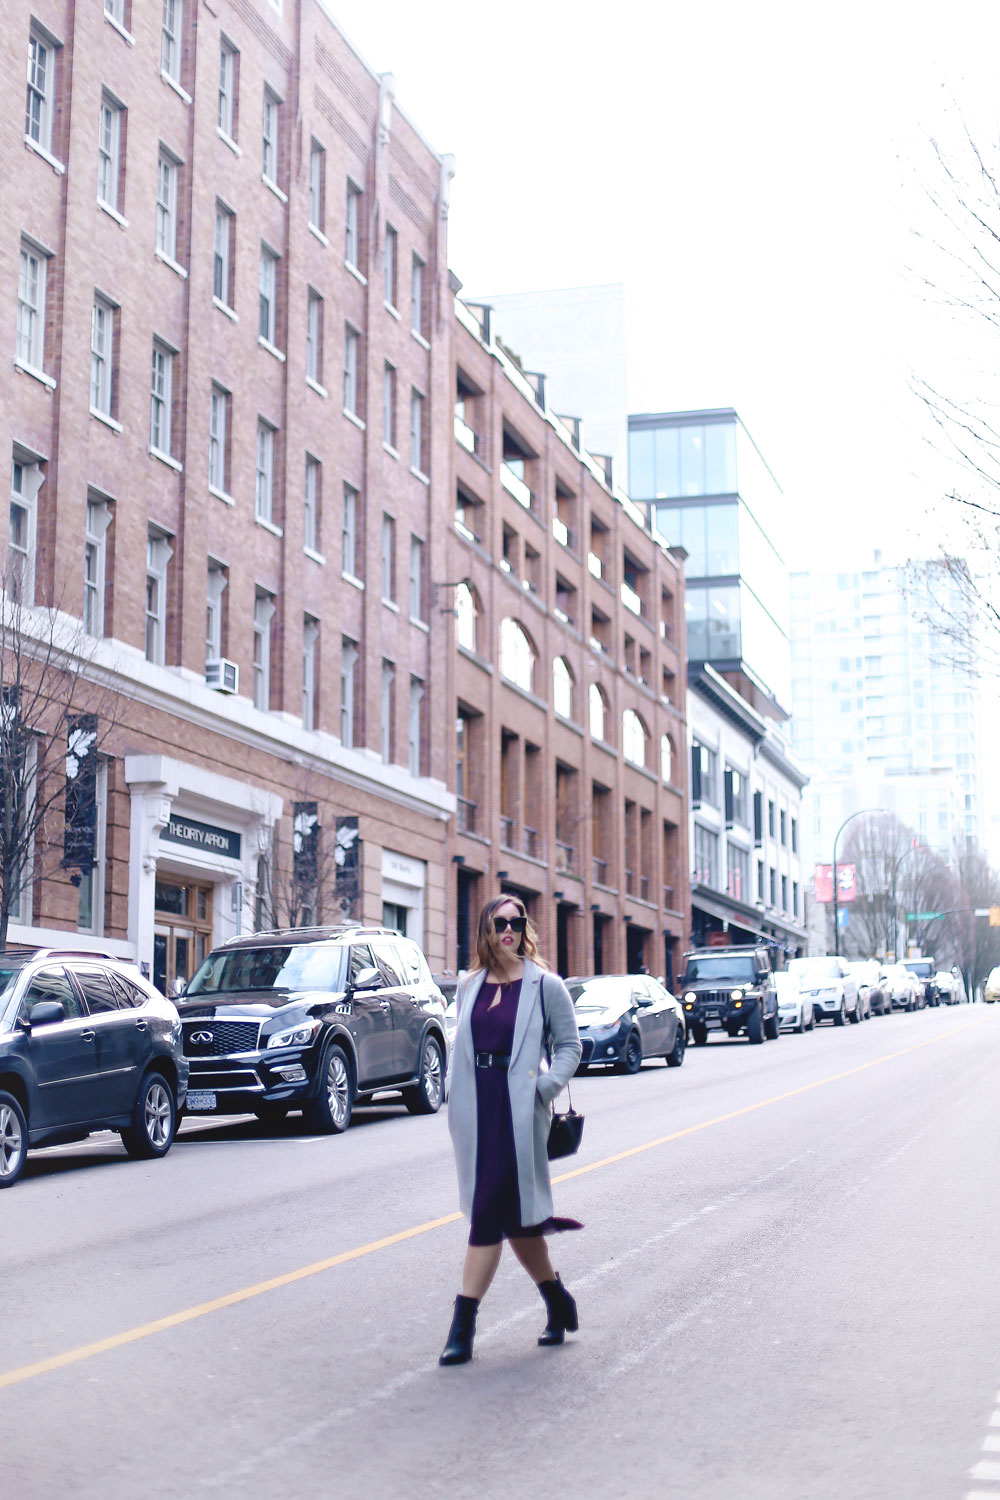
[{"left": 468, "top": 979, "right": 583, "bottom": 1247}]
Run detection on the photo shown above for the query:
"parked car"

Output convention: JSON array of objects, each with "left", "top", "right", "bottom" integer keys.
[
  {"left": 175, "top": 926, "right": 448, "bottom": 1133},
  {"left": 568, "top": 974, "right": 686, "bottom": 1072},
  {"left": 902, "top": 958, "right": 938, "bottom": 1006},
  {"left": 0, "top": 947, "right": 188, "bottom": 1188},
  {"left": 775, "top": 970, "right": 815, "bottom": 1033},
  {"left": 881, "top": 962, "right": 920, "bottom": 1012},
  {"left": 984, "top": 966, "right": 1000, "bottom": 1004},
  {"left": 678, "top": 946, "right": 779, "bottom": 1045},
  {"left": 787, "top": 956, "right": 861, "bottom": 1026},
  {"left": 847, "top": 959, "right": 890, "bottom": 1016},
  {"left": 933, "top": 970, "right": 963, "bottom": 1004}
]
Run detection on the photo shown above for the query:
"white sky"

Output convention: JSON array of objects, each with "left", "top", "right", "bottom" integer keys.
[{"left": 329, "top": 0, "right": 1000, "bottom": 570}]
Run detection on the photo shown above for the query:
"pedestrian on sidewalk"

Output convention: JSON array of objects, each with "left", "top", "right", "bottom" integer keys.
[{"left": 439, "top": 894, "right": 583, "bottom": 1366}]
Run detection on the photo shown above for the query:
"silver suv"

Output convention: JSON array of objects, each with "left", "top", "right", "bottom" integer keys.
[{"left": 175, "top": 926, "right": 448, "bottom": 1133}]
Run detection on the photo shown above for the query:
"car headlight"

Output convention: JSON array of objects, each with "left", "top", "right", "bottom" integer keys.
[
  {"left": 730, "top": 988, "right": 743, "bottom": 1000},
  {"left": 267, "top": 1019, "right": 322, "bottom": 1049},
  {"left": 683, "top": 991, "right": 696, "bottom": 1002}
]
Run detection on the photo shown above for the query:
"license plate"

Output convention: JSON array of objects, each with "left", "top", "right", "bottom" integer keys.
[{"left": 186, "top": 1090, "right": 217, "bottom": 1111}]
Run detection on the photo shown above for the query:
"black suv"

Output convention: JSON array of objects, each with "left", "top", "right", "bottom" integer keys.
[
  {"left": 679, "top": 946, "right": 779, "bottom": 1045},
  {"left": 175, "top": 926, "right": 448, "bottom": 1133}
]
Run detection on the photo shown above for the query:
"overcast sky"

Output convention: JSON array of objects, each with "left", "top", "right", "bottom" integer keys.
[{"left": 329, "top": 0, "right": 1000, "bottom": 571}]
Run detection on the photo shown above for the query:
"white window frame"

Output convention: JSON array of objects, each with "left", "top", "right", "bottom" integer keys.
[
  {"left": 161, "top": 0, "right": 182, "bottom": 83},
  {"left": 500, "top": 617, "right": 535, "bottom": 693},
  {"left": 409, "top": 388, "right": 425, "bottom": 474},
  {"left": 308, "top": 139, "right": 325, "bottom": 231},
  {"left": 306, "top": 289, "right": 323, "bottom": 384},
  {"left": 381, "top": 513, "right": 396, "bottom": 603},
  {"left": 76, "top": 759, "right": 108, "bottom": 936},
  {"left": 411, "top": 254, "right": 424, "bottom": 337},
  {"left": 261, "top": 88, "right": 279, "bottom": 183},
  {"left": 258, "top": 247, "right": 277, "bottom": 344},
  {"left": 84, "top": 494, "right": 112, "bottom": 636},
  {"left": 302, "top": 617, "right": 319, "bottom": 730},
  {"left": 214, "top": 202, "right": 233, "bottom": 307},
  {"left": 218, "top": 39, "right": 237, "bottom": 139},
  {"left": 205, "top": 559, "right": 226, "bottom": 665},
  {"left": 149, "top": 340, "right": 174, "bottom": 457},
  {"left": 623, "top": 709, "right": 647, "bottom": 768},
  {"left": 25, "top": 27, "right": 55, "bottom": 152},
  {"left": 660, "top": 733, "right": 674, "bottom": 784},
  {"left": 455, "top": 582, "right": 477, "bottom": 652},
  {"left": 304, "top": 456, "right": 320, "bottom": 553},
  {"left": 381, "top": 659, "right": 395, "bottom": 763},
  {"left": 17, "top": 240, "right": 47, "bottom": 374},
  {"left": 9, "top": 458, "right": 42, "bottom": 606},
  {"left": 97, "top": 91, "right": 123, "bottom": 212},
  {"left": 384, "top": 224, "right": 397, "bottom": 308},
  {"left": 145, "top": 529, "right": 173, "bottom": 665},
  {"left": 105, "top": 0, "right": 126, "bottom": 27},
  {"left": 383, "top": 362, "right": 396, "bottom": 449},
  {"left": 253, "top": 590, "right": 276, "bottom": 711},
  {"left": 589, "top": 683, "right": 607, "bottom": 741},
  {"left": 90, "top": 295, "right": 115, "bottom": 417},
  {"left": 342, "top": 483, "right": 358, "bottom": 579},
  {"left": 343, "top": 324, "right": 359, "bottom": 415},
  {"left": 408, "top": 534, "right": 424, "bottom": 622},
  {"left": 255, "top": 420, "right": 275, "bottom": 523},
  {"left": 553, "top": 657, "right": 573, "bottom": 720},
  {"left": 408, "top": 676, "right": 424, "bottom": 776},
  {"left": 341, "top": 637, "right": 358, "bottom": 746},
  {"left": 209, "top": 383, "right": 229, "bottom": 493},
  {"left": 155, "top": 147, "right": 179, "bottom": 261},
  {"left": 345, "top": 180, "right": 361, "bottom": 268}
]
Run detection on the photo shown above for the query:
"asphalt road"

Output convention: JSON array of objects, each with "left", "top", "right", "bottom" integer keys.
[{"left": 3, "top": 1004, "right": 1000, "bottom": 1500}]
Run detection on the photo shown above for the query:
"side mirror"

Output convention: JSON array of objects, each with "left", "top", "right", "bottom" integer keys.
[
  {"left": 349, "top": 966, "right": 381, "bottom": 993},
  {"left": 27, "top": 1000, "right": 66, "bottom": 1027},
  {"left": 634, "top": 994, "right": 653, "bottom": 1008}
]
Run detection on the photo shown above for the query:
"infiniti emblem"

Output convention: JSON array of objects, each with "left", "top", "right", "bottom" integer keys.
[{"left": 190, "top": 1030, "right": 214, "bottom": 1045}]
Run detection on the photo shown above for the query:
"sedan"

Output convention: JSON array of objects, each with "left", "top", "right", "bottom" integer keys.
[
  {"left": 984, "top": 967, "right": 1000, "bottom": 1004},
  {"left": 881, "top": 963, "right": 919, "bottom": 1011},
  {"left": 568, "top": 974, "right": 686, "bottom": 1073},
  {"left": 0, "top": 948, "right": 188, "bottom": 1188},
  {"left": 775, "top": 971, "right": 815, "bottom": 1033}
]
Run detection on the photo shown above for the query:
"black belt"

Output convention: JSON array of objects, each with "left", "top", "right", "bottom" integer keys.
[{"left": 475, "top": 1050, "right": 511, "bottom": 1070}]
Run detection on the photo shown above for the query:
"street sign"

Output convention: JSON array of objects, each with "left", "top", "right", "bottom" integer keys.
[{"left": 906, "top": 912, "right": 944, "bottom": 921}]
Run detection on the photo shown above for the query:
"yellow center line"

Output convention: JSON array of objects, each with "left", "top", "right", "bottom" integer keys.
[{"left": 0, "top": 1018, "right": 984, "bottom": 1391}]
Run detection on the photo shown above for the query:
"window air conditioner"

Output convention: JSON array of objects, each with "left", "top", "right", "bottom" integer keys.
[{"left": 206, "top": 658, "right": 239, "bottom": 693}]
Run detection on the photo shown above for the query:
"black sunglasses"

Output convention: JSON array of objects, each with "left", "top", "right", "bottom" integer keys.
[{"left": 492, "top": 915, "right": 527, "bottom": 934}]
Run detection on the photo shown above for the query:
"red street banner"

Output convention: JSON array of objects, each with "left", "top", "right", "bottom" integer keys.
[{"left": 814, "top": 863, "right": 857, "bottom": 903}]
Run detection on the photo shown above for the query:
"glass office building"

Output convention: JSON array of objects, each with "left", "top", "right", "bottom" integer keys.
[{"left": 628, "top": 409, "right": 791, "bottom": 715}]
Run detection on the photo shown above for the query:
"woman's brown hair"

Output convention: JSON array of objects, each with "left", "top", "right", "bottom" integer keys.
[{"left": 472, "top": 894, "right": 548, "bottom": 973}]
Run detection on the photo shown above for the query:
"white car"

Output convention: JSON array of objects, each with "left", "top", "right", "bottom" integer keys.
[
  {"left": 787, "top": 956, "right": 861, "bottom": 1026},
  {"left": 847, "top": 959, "right": 887, "bottom": 1016},
  {"left": 985, "top": 967, "right": 1000, "bottom": 1004},
  {"left": 775, "top": 970, "right": 815, "bottom": 1032},
  {"left": 881, "top": 962, "right": 919, "bottom": 1011}
]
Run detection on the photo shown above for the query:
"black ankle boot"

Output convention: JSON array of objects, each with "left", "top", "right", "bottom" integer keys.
[
  {"left": 537, "top": 1274, "right": 578, "bottom": 1346},
  {"left": 439, "top": 1294, "right": 479, "bottom": 1365}
]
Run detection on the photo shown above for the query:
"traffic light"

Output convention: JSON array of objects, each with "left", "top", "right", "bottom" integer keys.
[{"left": 991, "top": 906, "right": 1000, "bottom": 927}]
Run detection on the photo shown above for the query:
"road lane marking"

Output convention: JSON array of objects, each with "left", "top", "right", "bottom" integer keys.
[{"left": 0, "top": 1017, "right": 985, "bottom": 1391}]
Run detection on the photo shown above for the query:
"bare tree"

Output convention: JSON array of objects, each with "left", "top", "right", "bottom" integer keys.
[
  {"left": 952, "top": 842, "right": 1000, "bottom": 996},
  {"left": 254, "top": 775, "right": 361, "bottom": 932},
  {"left": 0, "top": 563, "right": 120, "bottom": 947},
  {"left": 838, "top": 813, "right": 961, "bottom": 963}
]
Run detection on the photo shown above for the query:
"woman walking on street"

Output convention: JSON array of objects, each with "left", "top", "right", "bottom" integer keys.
[{"left": 439, "top": 895, "right": 583, "bottom": 1366}]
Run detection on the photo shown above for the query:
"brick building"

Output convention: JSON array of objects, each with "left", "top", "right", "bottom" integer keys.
[{"left": 3, "top": 0, "right": 689, "bottom": 986}]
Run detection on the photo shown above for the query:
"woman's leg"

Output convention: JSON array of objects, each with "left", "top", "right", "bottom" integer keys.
[
  {"left": 508, "top": 1235, "right": 555, "bottom": 1284},
  {"left": 462, "top": 1241, "right": 503, "bottom": 1299}
]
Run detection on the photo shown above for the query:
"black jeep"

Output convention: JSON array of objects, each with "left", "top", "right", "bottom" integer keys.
[{"left": 679, "top": 945, "right": 779, "bottom": 1046}]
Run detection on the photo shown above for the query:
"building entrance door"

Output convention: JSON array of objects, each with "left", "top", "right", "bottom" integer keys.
[{"left": 153, "top": 878, "right": 214, "bottom": 996}]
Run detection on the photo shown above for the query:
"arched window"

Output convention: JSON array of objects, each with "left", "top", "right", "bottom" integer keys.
[
  {"left": 553, "top": 656, "right": 574, "bottom": 719},
  {"left": 589, "top": 682, "right": 608, "bottom": 741},
  {"left": 455, "top": 582, "right": 478, "bottom": 653},
  {"left": 500, "top": 617, "right": 536, "bottom": 693},
  {"left": 660, "top": 733, "right": 674, "bottom": 783},
  {"left": 623, "top": 709, "right": 648, "bottom": 767}
]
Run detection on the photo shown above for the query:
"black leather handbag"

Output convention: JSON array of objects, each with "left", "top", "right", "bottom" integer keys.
[{"left": 541, "top": 976, "right": 585, "bottom": 1160}]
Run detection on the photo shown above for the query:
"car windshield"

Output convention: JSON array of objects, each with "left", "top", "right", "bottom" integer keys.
[
  {"left": 0, "top": 964, "right": 26, "bottom": 1017},
  {"left": 789, "top": 958, "right": 841, "bottom": 980},
  {"left": 681, "top": 956, "right": 757, "bottom": 983},
  {"left": 569, "top": 978, "right": 630, "bottom": 1009},
  {"left": 184, "top": 945, "right": 343, "bottom": 995},
  {"left": 903, "top": 962, "right": 932, "bottom": 977}
]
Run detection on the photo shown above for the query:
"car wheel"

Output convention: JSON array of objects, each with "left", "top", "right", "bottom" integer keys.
[
  {"left": 665, "top": 1023, "right": 686, "bottom": 1068},
  {"left": 833, "top": 1001, "right": 846, "bottom": 1027},
  {"left": 404, "top": 1034, "right": 445, "bottom": 1114},
  {"left": 747, "top": 1005, "right": 765, "bottom": 1044},
  {"left": 794, "top": 1007, "right": 805, "bottom": 1033},
  {"left": 121, "top": 1072, "right": 175, "bottom": 1159},
  {"left": 252, "top": 1102, "right": 290, "bottom": 1126},
  {"left": 618, "top": 1031, "right": 643, "bottom": 1074},
  {"left": 303, "top": 1043, "right": 355, "bottom": 1133},
  {"left": 0, "top": 1091, "right": 28, "bottom": 1188},
  {"left": 692, "top": 1022, "right": 708, "bottom": 1046},
  {"left": 764, "top": 1008, "right": 780, "bottom": 1040}
]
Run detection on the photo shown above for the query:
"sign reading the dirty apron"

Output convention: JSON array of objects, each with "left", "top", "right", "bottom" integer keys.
[{"left": 161, "top": 816, "right": 241, "bottom": 860}]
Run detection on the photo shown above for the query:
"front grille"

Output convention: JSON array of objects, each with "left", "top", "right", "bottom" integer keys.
[
  {"left": 579, "top": 1037, "right": 595, "bottom": 1064},
  {"left": 697, "top": 989, "right": 741, "bottom": 1007},
  {"left": 186, "top": 1067, "right": 261, "bottom": 1090},
  {"left": 182, "top": 1019, "right": 261, "bottom": 1057}
]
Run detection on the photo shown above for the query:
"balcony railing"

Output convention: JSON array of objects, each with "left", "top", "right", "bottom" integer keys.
[
  {"left": 454, "top": 414, "right": 477, "bottom": 453},
  {"left": 457, "top": 796, "right": 477, "bottom": 834},
  {"left": 500, "top": 815, "right": 515, "bottom": 849},
  {"left": 556, "top": 840, "right": 575, "bottom": 872},
  {"left": 620, "top": 581, "right": 643, "bottom": 617},
  {"left": 500, "top": 463, "right": 532, "bottom": 510},
  {"left": 592, "top": 856, "right": 608, "bottom": 885},
  {"left": 523, "top": 825, "right": 540, "bottom": 859},
  {"left": 588, "top": 551, "right": 603, "bottom": 580},
  {"left": 552, "top": 515, "right": 570, "bottom": 547}
]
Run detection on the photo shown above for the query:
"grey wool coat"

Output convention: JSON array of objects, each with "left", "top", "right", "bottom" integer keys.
[{"left": 447, "top": 959, "right": 583, "bottom": 1228}]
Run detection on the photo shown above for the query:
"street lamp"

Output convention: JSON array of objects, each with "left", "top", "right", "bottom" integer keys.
[
  {"left": 890, "top": 843, "right": 927, "bottom": 961},
  {"left": 832, "top": 808, "right": 889, "bottom": 957}
]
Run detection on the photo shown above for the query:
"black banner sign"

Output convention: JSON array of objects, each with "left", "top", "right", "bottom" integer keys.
[{"left": 63, "top": 714, "right": 98, "bottom": 871}]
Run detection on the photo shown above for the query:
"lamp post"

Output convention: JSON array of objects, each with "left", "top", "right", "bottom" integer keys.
[
  {"left": 832, "top": 808, "right": 889, "bottom": 957},
  {"left": 891, "top": 843, "right": 927, "bottom": 961}
]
